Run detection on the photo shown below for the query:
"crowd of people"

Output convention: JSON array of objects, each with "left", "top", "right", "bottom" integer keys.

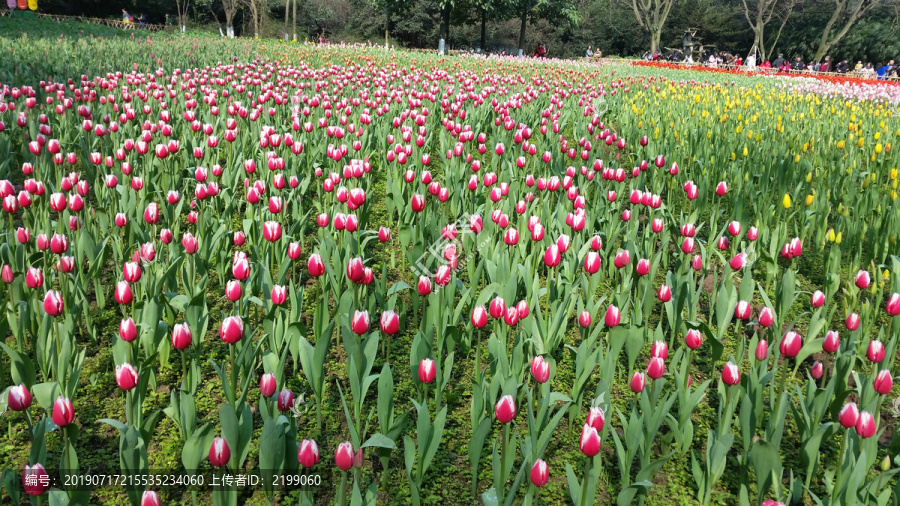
[{"left": 640, "top": 47, "right": 900, "bottom": 79}]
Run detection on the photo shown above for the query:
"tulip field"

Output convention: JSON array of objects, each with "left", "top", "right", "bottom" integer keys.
[{"left": 3, "top": 21, "right": 900, "bottom": 506}]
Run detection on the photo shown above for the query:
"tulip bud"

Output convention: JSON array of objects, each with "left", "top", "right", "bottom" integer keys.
[
  {"left": 494, "top": 395, "right": 516, "bottom": 423},
  {"left": 722, "top": 361, "right": 740, "bottom": 385},
  {"left": 873, "top": 370, "right": 893, "bottom": 394},
  {"left": 8, "top": 384, "right": 32, "bottom": 411},
  {"left": 351, "top": 310, "right": 370, "bottom": 335},
  {"left": 307, "top": 254, "right": 325, "bottom": 277},
  {"left": 209, "top": 437, "right": 231, "bottom": 467},
  {"left": 141, "top": 491, "right": 161, "bottom": 506},
  {"left": 259, "top": 373, "right": 277, "bottom": 397},
  {"left": 675, "top": 329, "right": 700, "bottom": 352},
  {"left": 657, "top": 284, "right": 672, "bottom": 302},
  {"left": 855, "top": 270, "right": 871, "bottom": 289},
  {"left": 220, "top": 316, "right": 244, "bottom": 344},
  {"left": 604, "top": 305, "right": 620, "bottom": 327},
  {"left": 758, "top": 307, "right": 774, "bottom": 327},
  {"left": 823, "top": 330, "right": 840, "bottom": 353},
  {"left": 335, "top": 442, "right": 355, "bottom": 471},
  {"left": 585, "top": 406, "right": 605, "bottom": 431},
  {"left": 530, "top": 459, "right": 549, "bottom": 487},
  {"left": 646, "top": 357, "right": 665, "bottom": 379},
  {"left": 531, "top": 356, "right": 550, "bottom": 383},
  {"left": 630, "top": 371, "right": 646, "bottom": 392},
  {"left": 810, "top": 361, "right": 824, "bottom": 380},
  {"left": 52, "top": 395, "right": 75, "bottom": 426},
  {"left": 277, "top": 389, "right": 295, "bottom": 411},
  {"left": 867, "top": 340, "right": 885, "bottom": 363},
  {"left": 779, "top": 331, "right": 802, "bottom": 358},
  {"left": 811, "top": 290, "right": 825, "bottom": 308},
  {"left": 22, "top": 464, "right": 49, "bottom": 496},
  {"left": 418, "top": 358, "right": 436, "bottom": 383},
  {"left": 579, "top": 423, "right": 602, "bottom": 457},
  {"left": 856, "top": 411, "right": 876, "bottom": 438},
  {"left": 838, "top": 402, "right": 859, "bottom": 428},
  {"left": 298, "top": 439, "right": 320, "bottom": 468},
  {"left": 115, "top": 363, "right": 139, "bottom": 390},
  {"left": 43, "top": 290, "right": 64, "bottom": 316},
  {"left": 171, "top": 323, "right": 192, "bottom": 350}
]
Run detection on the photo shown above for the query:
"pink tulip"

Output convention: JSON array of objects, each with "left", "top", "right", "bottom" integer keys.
[
  {"left": 685, "top": 329, "right": 702, "bottom": 349},
  {"left": 417, "top": 276, "right": 432, "bottom": 296},
  {"left": 811, "top": 290, "right": 825, "bottom": 307},
  {"left": 260, "top": 373, "right": 277, "bottom": 397},
  {"left": 646, "top": 357, "right": 665, "bottom": 379},
  {"left": 531, "top": 356, "right": 550, "bottom": 383},
  {"left": 874, "top": 370, "right": 893, "bottom": 395},
  {"left": 22, "top": 464, "right": 49, "bottom": 496},
  {"left": 141, "top": 491, "right": 161, "bottom": 506},
  {"left": 380, "top": 310, "right": 400, "bottom": 335},
  {"left": 838, "top": 402, "right": 859, "bottom": 428},
  {"left": 335, "top": 442, "right": 354, "bottom": 471},
  {"left": 277, "top": 389, "right": 295, "bottom": 411},
  {"left": 579, "top": 423, "right": 602, "bottom": 456},
  {"left": 351, "top": 310, "right": 370, "bottom": 335},
  {"left": 585, "top": 406, "right": 605, "bottom": 431},
  {"left": 530, "top": 459, "right": 549, "bottom": 487},
  {"left": 52, "top": 395, "right": 75, "bottom": 426},
  {"left": 886, "top": 293, "right": 900, "bottom": 315},
  {"left": 734, "top": 301, "right": 751, "bottom": 320},
  {"left": 209, "top": 437, "right": 231, "bottom": 467},
  {"left": 650, "top": 340, "right": 669, "bottom": 360},
  {"left": 758, "top": 307, "right": 774, "bottom": 327},
  {"left": 845, "top": 313, "right": 860, "bottom": 331},
  {"left": 115, "top": 363, "right": 139, "bottom": 390},
  {"left": 823, "top": 331, "right": 840, "bottom": 353},
  {"left": 658, "top": 285, "right": 672, "bottom": 302},
  {"left": 755, "top": 339, "right": 769, "bottom": 361},
  {"left": 43, "top": 290, "right": 63, "bottom": 316},
  {"left": 220, "top": 316, "right": 244, "bottom": 344},
  {"left": 867, "top": 340, "right": 885, "bottom": 363},
  {"left": 779, "top": 331, "right": 802, "bottom": 358},
  {"left": 578, "top": 311, "right": 592, "bottom": 328},
  {"left": 856, "top": 411, "right": 876, "bottom": 438},
  {"left": 298, "top": 439, "right": 320, "bottom": 467},
  {"left": 307, "top": 254, "right": 325, "bottom": 277},
  {"left": 495, "top": 395, "right": 516, "bottom": 423},
  {"left": 171, "top": 323, "right": 192, "bottom": 350},
  {"left": 543, "top": 244, "right": 561, "bottom": 267},
  {"left": 418, "top": 359, "right": 436, "bottom": 383},
  {"left": 855, "top": 270, "right": 871, "bottom": 289},
  {"left": 604, "top": 305, "right": 620, "bottom": 327},
  {"left": 8, "top": 384, "right": 32, "bottom": 411},
  {"left": 722, "top": 361, "right": 740, "bottom": 385}
]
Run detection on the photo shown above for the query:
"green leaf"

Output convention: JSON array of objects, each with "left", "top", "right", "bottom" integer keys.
[{"left": 362, "top": 433, "right": 397, "bottom": 450}]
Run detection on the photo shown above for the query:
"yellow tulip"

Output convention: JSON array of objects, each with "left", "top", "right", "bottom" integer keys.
[
  {"left": 742, "top": 146, "right": 748, "bottom": 157},
  {"left": 858, "top": 138, "right": 865, "bottom": 148},
  {"left": 782, "top": 194, "right": 792, "bottom": 209},
  {"left": 794, "top": 154, "right": 801, "bottom": 163},
  {"left": 826, "top": 229, "right": 836, "bottom": 242},
  {"left": 875, "top": 131, "right": 881, "bottom": 140},
  {"left": 837, "top": 140, "right": 845, "bottom": 149},
  {"left": 876, "top": 143, "right": 883, "bottom": 154},
  {"left": 836, "top": 232, "right": 843, "bottom": 244},
  {"left": 891, "top": 168, "right": 897, "bottom": 180},
  {"left": 805, "top": 194, "right": 814, "bottom": 206},
  {"left": 884, "top": 269, "right": 891, "bottom": 282}
]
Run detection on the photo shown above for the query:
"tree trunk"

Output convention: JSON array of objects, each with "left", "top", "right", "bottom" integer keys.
[
  {"left": 480, "top": 9, "right": 486, "bottom": 52},
  {"left": 292, "top": 0, "right": 297, "bottom": 40},
  {"left": 385, "top": 3, "right": 390, "bottom": 48},
  {"left": 650, "top": 30, "right": 659, "bottom": 53},
  {"left": 438, "top": 2, "right": 451, "bottom": 53},
  {"left": 813, "top": 1, "right": 843, "bottom": 62},
  {"left": 517, "top": 1, "right": 529, "bottom": 55},
  {"left": 224, "top": 5, "right": 234, "bottom": 38},
  {"left": 284, "top": 0, "right": 290, "bottom": 40},
  {"left": 251, "top": 0, "right": 259, "bottom": 38}
]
